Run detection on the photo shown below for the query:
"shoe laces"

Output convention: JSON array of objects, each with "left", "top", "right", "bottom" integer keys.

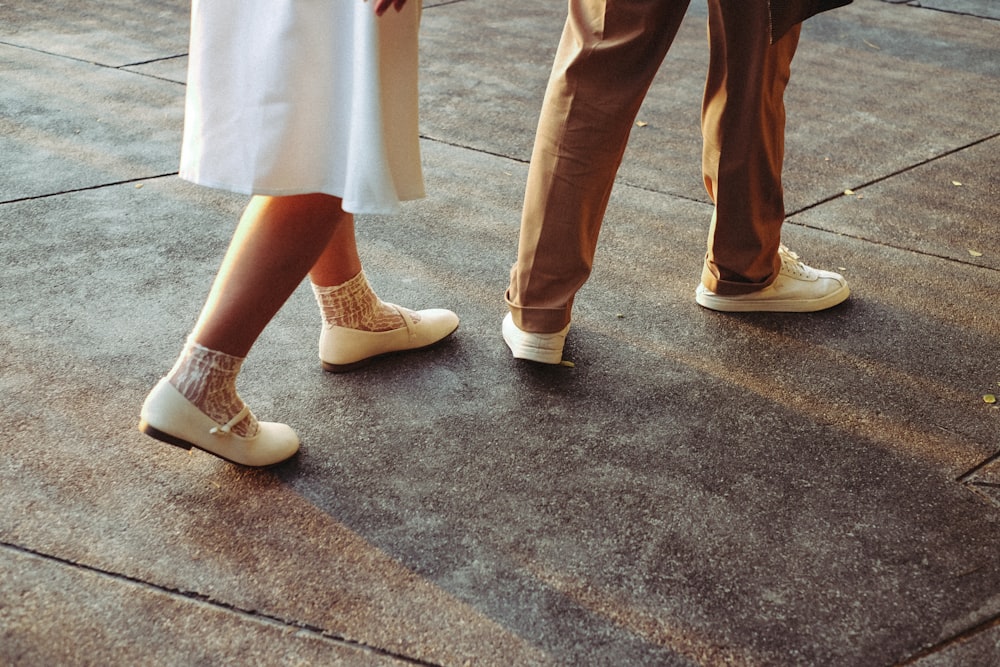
[{"left": 778, "top": 245, "right": 817, "bottom": 280}]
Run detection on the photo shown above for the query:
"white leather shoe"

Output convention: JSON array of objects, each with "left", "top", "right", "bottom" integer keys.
[
  {"left": 138, "top": 378, "right": 300, "bottom": 467},
  {"left": 319, "top": 304, "right": 459, "bottom": 372},
  {"left": 696, "top": 245, "right": 850, "bottom": 312},
  {"left": 502, "top": 312, "right": 570, "bottom": 364}
]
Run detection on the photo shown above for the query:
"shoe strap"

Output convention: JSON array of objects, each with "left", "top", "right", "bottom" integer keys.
[
  {"left": 210, "top": 404, "right": 251, "bottom": 435},
  {"left": 386, "top": 303, "right": 416, "bottom": 338}
]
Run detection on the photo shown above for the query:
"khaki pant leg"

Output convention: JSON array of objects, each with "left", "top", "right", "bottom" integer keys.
[
  {"left": 507, "top": 0, "right": 691, "bottom": 332},
  {"left": 701, "top": 0, "right": 801, "bottom": 294}
]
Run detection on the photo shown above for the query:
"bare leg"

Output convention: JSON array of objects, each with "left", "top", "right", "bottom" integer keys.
[
  {"left": 191, "top": 193, "right": 357, "bottom": 357},
  {"left": 147, "top": 192, "right": 355, "bottom": 447},
  {"left": 309, "top": 208, "right": 363, "bottom": 288},
  {"left": 308, "top": 208, "right": 412, "bottom": 333},
  {"left": 144, "top": 190, "right": 458, "bottom": 454}
]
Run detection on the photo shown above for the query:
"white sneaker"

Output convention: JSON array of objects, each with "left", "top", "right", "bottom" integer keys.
[
  {"left": 502, "top": 313, "right": 569, "bottom": 364},
  {"left": 695, "top": 245, "right": 850, "bottom": 312}
]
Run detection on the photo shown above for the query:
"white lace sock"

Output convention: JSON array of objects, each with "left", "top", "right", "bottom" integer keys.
[
  {"left": 311, "top": 270, "right": 420, "bottom": 331},
  {"left": 165, "top": 338, "right": 260, "bottom": 438}
]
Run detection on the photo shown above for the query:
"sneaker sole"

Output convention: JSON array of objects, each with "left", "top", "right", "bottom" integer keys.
[
  {"left": 502, "top": 331, "right": 564, "bottom": 365},
  {"left": 507, "top": 346, "right": 564, "bottom": 364},
  {"left": 696, "top": 284, "right": 850, "bottom": 313}
]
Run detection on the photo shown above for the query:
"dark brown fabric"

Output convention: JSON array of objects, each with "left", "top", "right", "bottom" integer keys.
[
  {"left": 506, "top": 0, "right": 805, "bottom": 332},
  {"left": 768, "top": 0, "right": 852, "bottom": 43}
]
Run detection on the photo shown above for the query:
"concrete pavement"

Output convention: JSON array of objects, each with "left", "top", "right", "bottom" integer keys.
[{"left": 1, "top": 1, "right": 998, "bottom": 665}]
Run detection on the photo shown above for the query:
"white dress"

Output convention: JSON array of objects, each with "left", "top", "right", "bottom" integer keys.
[{"left": 179, "top": 0, "right": 424, "bottom": 215}]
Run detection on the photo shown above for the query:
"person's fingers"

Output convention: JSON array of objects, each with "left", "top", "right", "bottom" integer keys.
[
  {"left": 370, "top": 0, "right": 407, "bottom": 16},
  {"left": 371, "top": 0, "right": 407, "bottom": 16}
]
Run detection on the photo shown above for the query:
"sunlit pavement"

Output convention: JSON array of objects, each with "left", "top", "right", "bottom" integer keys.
[{"left": 1, "top": 1, "right": 998, "bottom": 665}]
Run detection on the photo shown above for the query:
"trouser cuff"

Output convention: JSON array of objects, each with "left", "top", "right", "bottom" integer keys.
[
  {"left": 700, "top": 261, "right": 778, "bottom": 296},
  {"left": 504, "top": 290, "right": 573, "bottom": 333}
]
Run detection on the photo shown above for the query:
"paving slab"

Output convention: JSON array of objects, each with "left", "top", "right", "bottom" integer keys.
[
  {"left": 1, "top": 0, "right": 999, "bottom": 665},
  {"left": 0, "top": 176, "right": 556, "bottom": 667},
  {"left": 3, "top": 141, "right": 999, "bottom": 665},
  {"left": 0, "top": 0, "right": 188, "bottom": 67},
  {"left": 909, "top": 624, "right": 1000, "bottom": 666},
  {"left": 802, "top": 135, "right": 1000, "bottom": 270},
  {"left": 0, "top": 547, "right": 414, "bottom": 667},
  {"left": 781, "top": 2, "right": 1000, "bottom": 219},
  {"left": 895, "top": 0, "right": 1000, "bottom": 20},
  {"left": 419, "top": 1, "right": 1000, "bottom": 217},
  {"left": 0, "top": 43, "right": 183, "bottom": 200}
]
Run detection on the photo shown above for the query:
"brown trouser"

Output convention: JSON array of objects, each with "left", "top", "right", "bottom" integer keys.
[{"left": 506, "top": 0, "right": 802, "bottom": 332}]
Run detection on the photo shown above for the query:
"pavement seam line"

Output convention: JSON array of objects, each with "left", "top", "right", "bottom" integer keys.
[
  {"left": 0, "top": 39, "right": 187, "bottom": 74},
  {"left": 613, "top": 182, "right": 1000, "bottom": 276},
  {"left": 419, "top": 133, "right": 531, "bottom": 164},
  {"left": 423, "top": 0, "right": 470, "bottom": 8},
  {"left": 115, "top": 54, "right": 187, "bottom": 68},
  {"left": 0, "top": 540, "right": 443, "bottom": 667},
  {"left": 593, "top": 131, "right": 1000, "bottom": 275},
  {"left": 956, "top": 450, "right": 1000, "bottom": 483},
  {"left": 892, "top": 610, "right": 1000, "bottom": 665},
  {"left": 781, "top": 225, "right": 1000, "bottom": 275},
  {"left": 961, "top": 483, "right": 1000, "bottom": 510},
  {"left": 788, "top": 131, "right": 1000, "bottom": 216},
  {"left": 0, "top": 173, "right": 179, "bottom": 206},
  {"left": 895, "top": 3, "right": 1000, "bottom": 22}
]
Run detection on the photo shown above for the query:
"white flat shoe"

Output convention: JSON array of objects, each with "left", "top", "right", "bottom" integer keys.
[
  {"left": 319, "top": 304, "right": 459, "bottom": 372},
  {"left": 502, "top": 312, "right": 570, "bottom": 365},
  {"left": 138, "top": 378, "right": 300, "bottom": 467}
]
